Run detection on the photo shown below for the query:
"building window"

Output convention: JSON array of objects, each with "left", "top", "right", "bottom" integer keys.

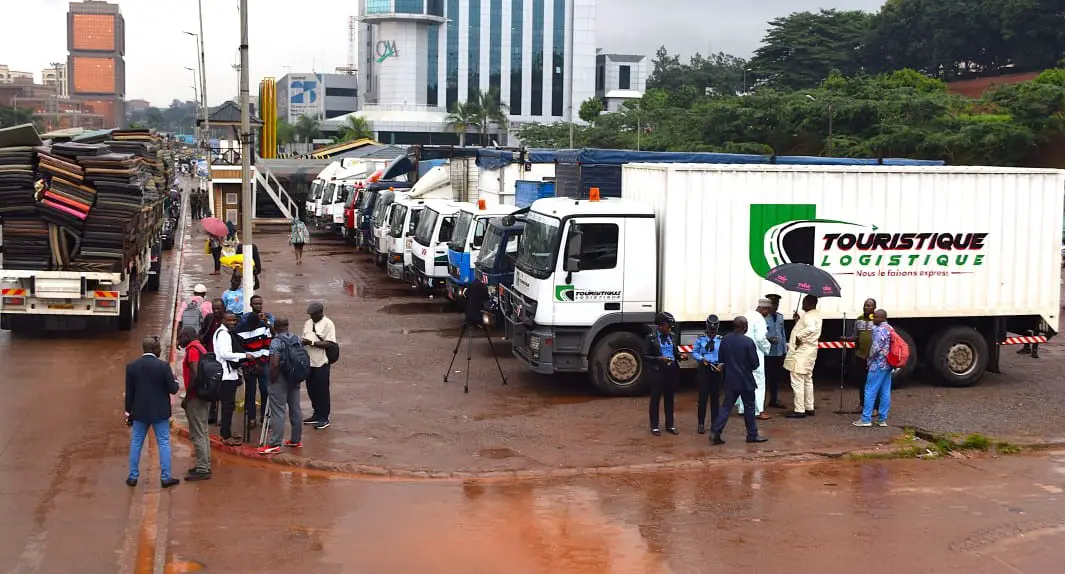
[
  {"left": 325, "top": 110, "right": 351, "bottom": 119},
  {"left": 619, "top": 65, "right": 631, "bottom": 90},
  {"left": 427, "top": 24, "right": 439, "bottom": 106},
  {"left": 509, "top": 0, "right": 523, "bottom": 115},
  {"left": 531, "top": 0, "right": 544, "bottom": 116},
  {"left": 427, "top": 0, "right": 444, "bottom": 16},
  {"left": 468, "top": 0, "right": 481, "bottom": 102},
  {"left": 395, "top": 0, "right": 424, "bottom": 13},
  {"left": 551, "top": 0, "right": 564, "bottom": 117},
  {"left": 366, "top": 0, "right": 392, "bottom": 14},
  {"left": 489, "top": 0, "right": 502, "bottom": 96},
  {"left": 571, "top": 223, "right": 619, "bottom": 270},
  {"left": 446, "top": 0, "right": 459, "bottom": 110},
  {"left": 325, "top": 87, "right": 357, "bottom": 98}
]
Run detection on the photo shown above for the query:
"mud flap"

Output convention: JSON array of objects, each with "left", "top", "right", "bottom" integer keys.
[{"left": 985, "top": 317, "right": 1005, "bottom": 374}]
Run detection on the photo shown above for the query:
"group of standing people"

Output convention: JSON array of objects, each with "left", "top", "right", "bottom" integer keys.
[
  {"left": 644, "top": 293, "right": 899, "bottom": 441},
  {"left": 124, "top": 254, "right": 340, "bottom": 486}
]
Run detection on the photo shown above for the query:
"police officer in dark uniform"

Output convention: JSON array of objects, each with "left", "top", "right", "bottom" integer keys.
[
  {"left": 692, "top": 314, "right": 724, "bottom": 434},
  {"left": 645, "top": 312, "right": 686, "bottom": 436}
]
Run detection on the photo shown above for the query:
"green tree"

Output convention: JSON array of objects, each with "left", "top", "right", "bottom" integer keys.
[
  {"left": 516, "top": 122, "right": 586, "bottom": 148},
  {"left": 749, "top": 9, "right": 874, "bottom": 89},
  {"left": 470, "top": 89, "right": 509, "bottom": 145},
  {"left": 294, "top": 114, "right": 321, "bottom": 143},
  {"left": 578, "top": 97, "right": 604, "bottom": 123},
  {"left": 0, "top": 107, "right": 34, "bottom": 128},
  {"left": 276, "top": 119, "right": 296, "bottom": 146},
  {"left": 446, "top": 101, "right": 480, "bottom": 147},
  {"left": 336, "top": 115, "right": 374, "bottom": 142},
  {"left": 647, "top": 47, "right": 749, "bottom": 97}
]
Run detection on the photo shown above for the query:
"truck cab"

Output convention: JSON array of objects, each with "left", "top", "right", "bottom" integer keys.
[
  {"left": 475, "top": 216, "right": 525, "bottom": 328},
  {"left": 343, "top": 184, "right": 365, "bottom": 243},
  {"left": 386, "top": 196, "right": 427, "bottom": 281},
  {"left": 411, "top": 200, "right": 464, "bottom": 292},
  {"left": 371, "top": 191, "right": 408, "bottom": 267},
  {"left": 445, "top": 201, "right": 520, "bottom": 303},
  {"left": 305, "top": 179, "right": 324, "bottom": 223},
  {"left": 504, "top": 196, "right": 659, "bottom": 396}
]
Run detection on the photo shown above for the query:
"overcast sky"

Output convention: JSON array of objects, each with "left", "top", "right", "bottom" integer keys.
[{"left": 6, "top": 0, "right": 885, "bottom": 106}]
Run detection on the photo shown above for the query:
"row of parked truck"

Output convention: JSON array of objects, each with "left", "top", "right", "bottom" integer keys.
[{"left": 304, "top": 146, "right": 1063, "bottom": 396}]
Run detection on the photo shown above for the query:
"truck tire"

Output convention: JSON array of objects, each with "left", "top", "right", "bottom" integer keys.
[
  {"left": 146, "top": 272, "right": 161, "bottom": 292},
  {"left": 889, "top": 326, "right": 918, "bottom": 386},
  {"left": 590, "top": 331, "right": 648, "bottom": 397},
  {"left": 928, "top": 326, "right": 989, "bottom": 387},
  {"left": 0, "top": 314, "right": 10, "bottom": 331},
  {"left": 118, "top": 275, "right": 137, "bottom": 331}
]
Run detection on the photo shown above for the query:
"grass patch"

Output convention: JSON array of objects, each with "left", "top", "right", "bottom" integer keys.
[{"left": 845, "top": 430, "right": 1023, "bottom": 461}]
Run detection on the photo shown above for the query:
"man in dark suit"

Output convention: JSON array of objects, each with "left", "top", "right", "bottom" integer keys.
[
  {"left": 125, "top": 335, "right": 181, "bottom": 488},
  {"left": 710, "top": 316, "right": 769, "bottom": 445}
]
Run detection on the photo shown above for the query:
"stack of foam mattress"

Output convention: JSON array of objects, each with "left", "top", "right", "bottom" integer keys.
[
  {"left": 35, "top": 145, "right": 94, "bottom": 231},
  {"left": 0, "top": 125, "right": 48, "bottom": 269}
]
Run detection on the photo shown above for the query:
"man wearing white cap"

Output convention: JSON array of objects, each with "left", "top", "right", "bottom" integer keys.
[
  {"left": 736, "top": 298, "right": 772, "bottom": 420},
  {"left": 177, "top": 284, "right": 214, "bottom": 333}
]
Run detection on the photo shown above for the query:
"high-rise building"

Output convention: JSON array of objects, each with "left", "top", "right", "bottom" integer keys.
[
  {"left": 67, "top": 0, "right": 125, "bottom": 128},
  {"left": 41, "top": 64, "right": 69, "bottom": 97},
  {"left": 276, "top": 73, "right": 360, "bottom": 124},
  {"left": 340, "top": 0, "right": 595, "bottom": 144},
  {"left": 594, "top": 52, "right": 648, "bottom": 112}
]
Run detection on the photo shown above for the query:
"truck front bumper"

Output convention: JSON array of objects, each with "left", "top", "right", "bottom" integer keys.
[
  {"left": 445, "top": 278, "right": 468, "bottom": 304},
  {"left": 412, "top": 268, "right": 447, "bottom": 292},
  {"left": 508, "top": 323, "right": 557, "bottom": 375}
]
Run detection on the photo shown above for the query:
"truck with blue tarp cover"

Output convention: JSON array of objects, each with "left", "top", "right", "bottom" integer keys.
[
  {"left": 553, "top": 148, "right": 946, "bottom": 199},
  {"left": 476, "top": 148, "right": 560, "bottom": 206}
]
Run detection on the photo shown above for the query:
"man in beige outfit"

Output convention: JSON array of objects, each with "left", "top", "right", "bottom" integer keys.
[{"left": 784, "top": 295, "right": 823, "bottom": 418}]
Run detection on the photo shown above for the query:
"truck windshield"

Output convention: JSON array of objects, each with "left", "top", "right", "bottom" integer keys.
[
  {"left": 414, "top": 208, "right": 440, "bottom": 246},
  {"left": 388, "top": 205, "right": 407, "bottom": 237},
  {"left": 477, "top": 226, "right": 514, "bottom": 271},
  {"left": 448, "top": 211, "right": 475, "bottom": 252},
  {"left": 323, "top": 184, "right": 336, "bottom": 204},
  {"left": 311, "top": 181, "right": 323, "bottom": 200},
  {"left": 516, "top": 214, "right": 560, "bottom": 278},
  {"left": 337, "top": 185, "right": 351, "bottom": 205},
  {"left": 372, "top": 196, "right": 391, "bottom": 224}
]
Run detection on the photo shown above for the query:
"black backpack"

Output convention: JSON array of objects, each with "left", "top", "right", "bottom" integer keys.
[
  {"left": 195, "top": 352, "right": 224, "bottom": 401},
  {"left": 278, "top": 334, "right": 311, "bottom": 383}
]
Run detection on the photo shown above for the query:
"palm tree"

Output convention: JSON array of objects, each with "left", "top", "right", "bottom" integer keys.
[
  {"left": 336, "top": 115, "right": 374, "bottom": 143},
  {"left": 473, "top": 89, "right": 510, "bottom": 146},
  {"left": 276, "top": 119, "right": 296, "bottom": 146},
  {"left": 294, "top": 114, "right": 321, "bottom": 144},
  {"left": 445, "top": 101, "right": 480, "bottom": 147}
]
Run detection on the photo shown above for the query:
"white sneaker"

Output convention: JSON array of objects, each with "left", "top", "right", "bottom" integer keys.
[
  {"left": 852, "top": 420, "right": 873, "bottom": 427},
  {"left": 876, "top": 420, "right": 888, "bottom": 427}
]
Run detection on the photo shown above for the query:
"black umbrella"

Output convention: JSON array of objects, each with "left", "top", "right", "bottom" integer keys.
[
  {"left": 766, "top": 262, "right": 849, "bottom": 415},
  {"left": 765, "top": 263, "right": 842, "bottom": 298}
]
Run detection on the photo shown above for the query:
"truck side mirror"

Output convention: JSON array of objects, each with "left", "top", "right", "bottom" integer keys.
[{"left": 563, "top": 228, "right": 583, "bottom": 274}]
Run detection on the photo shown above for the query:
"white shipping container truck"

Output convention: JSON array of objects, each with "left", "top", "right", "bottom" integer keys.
[{"left": 504, "top": 164, "right": 1064, "bottom": 396}]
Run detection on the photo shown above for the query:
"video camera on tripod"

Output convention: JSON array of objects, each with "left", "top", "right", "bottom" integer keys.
[{"left": 444, "top": 279, "right": 508, "bottom": 393}]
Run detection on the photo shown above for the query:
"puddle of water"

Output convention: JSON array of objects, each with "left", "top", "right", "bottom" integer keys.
[
  {"left": 380, "top": 302, "right": 455, "bottom": 315},
  {"left": 342, "top": 280, "right": 416, "bottom": 300},
  {"left": 475, "top": 447, "right": 519, "bottom": 459}
]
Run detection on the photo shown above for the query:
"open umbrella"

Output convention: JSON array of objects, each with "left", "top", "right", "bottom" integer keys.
[
  {"left": 201, "top": 217, "right": 228, "bottom": 238},
  {"left": 765, "top": 263, "right": 848, "bottom": 415},
  {"left": 765, "top": 263, "right": 841, "bottom": 298}
]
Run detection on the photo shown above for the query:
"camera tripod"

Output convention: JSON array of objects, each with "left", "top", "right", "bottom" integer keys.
[{"left": 443, "top": 321, "right": 508, "bottom": 393}]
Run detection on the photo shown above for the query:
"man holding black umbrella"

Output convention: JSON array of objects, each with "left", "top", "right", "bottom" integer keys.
[{"left": 785, "top": 295, "right": 823, "bottom": 418}]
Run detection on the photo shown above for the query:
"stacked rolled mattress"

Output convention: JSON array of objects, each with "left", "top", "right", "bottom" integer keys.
[{"left": 0, "top": 125, "right": 48, "bottom": 269}]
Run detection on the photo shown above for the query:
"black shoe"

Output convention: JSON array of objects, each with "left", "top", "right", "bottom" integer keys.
[
  {"left": 303, "top": 416, "right": 320, "bottom": 425},
  {"left": 747, "top": 436, "right": 769, "bottom": 443},
  {"left": 711, "top": 433, "right": 725, "bottom": 445},
  {"left": 785, "top": 412, "right": 806, "bottom": 419},
  {"left": 126, "top": 477, "right": 137, "bottom": 487},
  {"left": 805, "top": 410, "right": 816, "bottom": 416},
  {"left": 769, "top": 401, "right": 787, "bottom": 409},
  {"left": 185, "top": 470, "right": 211, "bottom": 482},
  {"left": 667, "top": 427, "right": 679, "bottom": 435},
  {"left": 1017, "top": 346, "right": 1031, "bottom": 355},
  {"left": 1031, "top": 351, "right": 1040, "bottom": 359},
  {"left": 314, "top": 420, "right": 331, "bottom": 430},
  {"left": 697, "top": 424, "right": 706, "bottom": 434},
  {"left": 161, "top": 478, "right": 181, "bottom": 489},
  {"left": 651, "top": 428, "right": 661, "bottom": 436}
]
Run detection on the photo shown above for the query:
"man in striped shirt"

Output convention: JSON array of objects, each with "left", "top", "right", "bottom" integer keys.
[{"left": 236, "top": 295, "right": 274, "bottom": 425}]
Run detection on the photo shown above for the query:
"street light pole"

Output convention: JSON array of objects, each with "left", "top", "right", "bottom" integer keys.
[
  {"left": 185, "top": 66, "right": 199, "bottom": 142},
  {"left": 826, "top": 101, "right": 834, "bottom": 157},
  {"left": 195, "top": 0, "right": 212, "bottom": 207},
  {"left": 239, "top": 0, "right": 254, "bottom": 310}
]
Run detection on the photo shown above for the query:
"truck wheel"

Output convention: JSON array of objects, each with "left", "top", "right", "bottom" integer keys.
[
  {"left": 928, "top": 326, "right": 989, "bottom": 387},
  {"left": 590, "top": 331, "right": 648, "bottom": 397},
  {"left": 0, "top": 314, "right": 10, "bottom": 331},
  {"left": 889, "top": 326, "right": 917, "bottom": 387},
  {"left": 118, "top": 298, "right": 134, "bottom": 331},
  {"left": 146, "top": 272, "right": 161, "bottom": 292}
]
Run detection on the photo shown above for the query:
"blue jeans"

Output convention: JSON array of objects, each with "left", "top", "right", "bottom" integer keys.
[
  {"left": 862, "top": 368, "right": 893, "bottom": 423},
  {"left": 128, "top": 420, "right": 172, "bottom": 481}
]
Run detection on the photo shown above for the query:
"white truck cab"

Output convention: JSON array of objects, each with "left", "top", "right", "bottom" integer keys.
[
  {"left": 410, "top": 200, "right": 466, "bottom": 292},
  {"left": 372, "top": 191, "right": 408, "bottom": 267},
  {"left": 386, "top": 196, "right": 427, "bottom": 281},
  {"left": 445, "top": 201, "right": 521, "bottom": 301}
]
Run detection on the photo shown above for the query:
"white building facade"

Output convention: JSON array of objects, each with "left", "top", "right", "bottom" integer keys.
[
  {"left": 344, "top": 0, "right": 596, "bottom": 144},
  {"left": 595, "top": 52, "right": 648, "bottom": 112}
]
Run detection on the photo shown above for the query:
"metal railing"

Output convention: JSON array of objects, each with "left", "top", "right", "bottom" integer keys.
[{"left": 252, "top": 166, "right": 298, "bottom": 221}]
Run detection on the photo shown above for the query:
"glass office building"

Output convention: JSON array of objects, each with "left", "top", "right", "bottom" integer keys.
[{"left": 349, "top": 0, "right": 596, "bottom": 143}]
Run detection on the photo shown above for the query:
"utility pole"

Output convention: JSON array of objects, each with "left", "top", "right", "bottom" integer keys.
[
  {"left": 185, "top": 66, "right": 199, "bottom": 142},
  {"left": 197, "top": 0, "right": 212, "bottom": 203},
  {"left": 239, "top": 0, "right": 253, "bottom": 310}
]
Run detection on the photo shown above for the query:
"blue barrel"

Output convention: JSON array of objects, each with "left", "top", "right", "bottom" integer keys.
[{"left": 515, "top": 180, "right": 556, "bottom": 207}]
